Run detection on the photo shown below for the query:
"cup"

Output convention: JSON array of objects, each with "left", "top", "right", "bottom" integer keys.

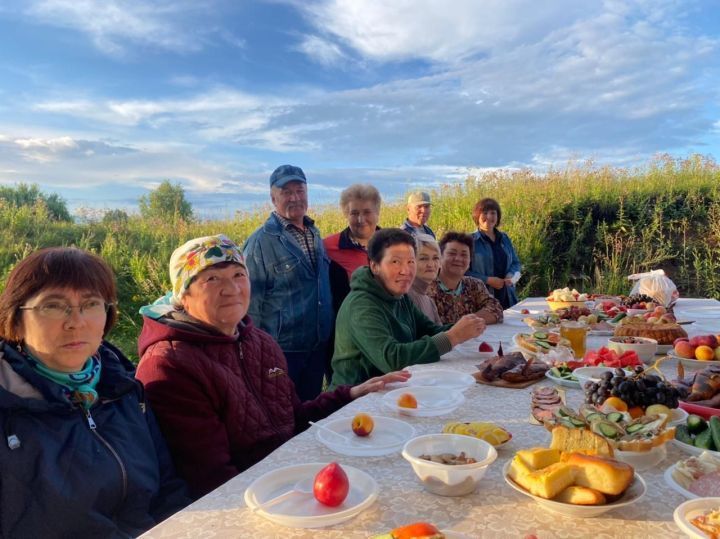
[{"left": 560, "top": 321, "right": 588, "bottom": 358}]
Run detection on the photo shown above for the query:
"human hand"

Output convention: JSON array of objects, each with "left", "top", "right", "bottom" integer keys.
[
  {"left": 447, "top": 314, "right": 486, "bottom": 347},
  {"left": 486, "top": 276, "right": 505, "bottom": 290},
  {"left": 503, "top": 277, "right": 514, "bottom": 287},
  {"left": 349, "top": 370, "right": 412, "bottom": 399}
]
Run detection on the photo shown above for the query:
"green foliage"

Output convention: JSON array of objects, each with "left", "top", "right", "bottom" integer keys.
[
  {"left": 0, "top": 183, "right": 71, "bottom": 221},
  {"left": 0, "top": 154, "right": 719, "bottom": 361},
  {"left": 102, "top": 209, "right": 129, "bottom": 226},
  {"left": 138, "top": 180, "right": 193, "bottom": 222}
]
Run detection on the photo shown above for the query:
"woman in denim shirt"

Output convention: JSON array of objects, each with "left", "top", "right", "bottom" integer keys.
[{"left": 467, "top": 198, "right": 522, "bottom": 309}]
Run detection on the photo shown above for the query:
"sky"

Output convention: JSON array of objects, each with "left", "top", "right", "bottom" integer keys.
[{"left": 0, "top": 0, "right": 719, "bottom": 218}]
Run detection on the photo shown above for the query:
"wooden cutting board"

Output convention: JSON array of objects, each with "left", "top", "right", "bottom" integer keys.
[{"left": 472, "top": 373, "right": 546, "bottom": 389}]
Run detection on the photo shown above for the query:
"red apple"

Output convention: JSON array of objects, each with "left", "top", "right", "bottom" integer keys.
[
  {"left": 520, "top": 308, "right": 530, "bottom": 315},
  {"left": 478, "top": 341, "right": 493, "bottom": 353},
  {"left": 694, "top": 335, "right": 718, "bottom": 348},
  {"left": 313, "top": 462, "right": 350, "bottom": 507}
]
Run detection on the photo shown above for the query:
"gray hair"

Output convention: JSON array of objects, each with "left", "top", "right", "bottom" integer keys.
[
  {"left": 415, "top": 233, "right": 439, "bottom": 253},
  {"left": 339, "top": 184, "right": 381, "bottom": 215}
]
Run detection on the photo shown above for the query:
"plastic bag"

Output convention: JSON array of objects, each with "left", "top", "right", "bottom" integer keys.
[{"left": 627, "top": 269, "right": 679, "bottom": 307}]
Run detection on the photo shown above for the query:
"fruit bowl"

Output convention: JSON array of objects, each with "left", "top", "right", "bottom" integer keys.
[
  {"left": 402, "top": 434, "right": 497, "bottom": 496},
  {"left": 607, "top": 336, "right": 658, "bottom": 364},
  {"left": 546, "top": 300, "right": 587, "bottom": 311}
]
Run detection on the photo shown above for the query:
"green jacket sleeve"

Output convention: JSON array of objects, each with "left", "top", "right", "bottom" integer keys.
[
  {"left": 408, "top": 297, "right": 452, "bottom": 340},
  {"left": 349, "top": 297, "right": 451, "bottom": 372}
]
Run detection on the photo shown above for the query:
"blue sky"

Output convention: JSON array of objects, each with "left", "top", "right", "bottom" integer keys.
[{"left": 0, "top": 0, "right": 718, "bottom": 218}]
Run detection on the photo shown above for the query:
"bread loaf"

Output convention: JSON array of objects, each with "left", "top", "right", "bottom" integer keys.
[
  {"left": 563, "top": 452, "right": 633, "bottom": 495},
  {"left": 553, "top": 485, "right": 607, "bottom": 505},
  {"left": 550, "top": 425, "right": 614, "bottom": 457}
]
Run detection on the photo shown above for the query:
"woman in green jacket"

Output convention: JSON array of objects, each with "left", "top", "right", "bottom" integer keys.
[{"left": 330, "top": 228, "right": 486, "bottom": 387}]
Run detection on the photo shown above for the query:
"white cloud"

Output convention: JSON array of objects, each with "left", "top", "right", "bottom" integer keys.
[
  {"left": 296, "top": 35, "right": 346, "bottom": 67},
  {"left": 297, "top": 0, "right": 594, "bottom": 64},
  {"left": 23, "top": 0, "right": 238, "bottom": 56}
]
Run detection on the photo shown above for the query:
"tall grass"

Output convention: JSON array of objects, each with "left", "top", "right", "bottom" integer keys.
[{"left": 1, "top": 154, "right": 719, "bottom": 360}]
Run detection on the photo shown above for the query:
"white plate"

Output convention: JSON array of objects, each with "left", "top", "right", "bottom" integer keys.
[
  {"left": 315, "top": 416, "right": 416, "bottom": 456},
  {"left": 672, "top": 439, "right": 720, "bottom": 458},
  {"left": 244, "top": 463, "right": 378, "bottom": 528},
  {"left": 673, "top": 497, "right": 720, "bottom": 539},
  {"left": 401, "top": 369, "right": 476, "bottom": 391},
  {"left": 502, "top": 461, "right": 646, "bottom": 518},
  {"left": 657, "top": 344, "right": 673, "bottom": 354},
  {"left": 544, "top": 369, "right": 581, "bottom": 388},
  {"left": 382, "top": 386, "right": 465, "bottom": 417},
  {"left": 451, "top": 341, "right": 501, "bottom": 360},
  {"left": 588, "top": 329, "right": 615, "bottom": 336},
  {"left": 667, "top": 350, "right": 720, "bottom": 368},
  {"left": 664, "top": 463, "right": 699, "bottom": 499}
]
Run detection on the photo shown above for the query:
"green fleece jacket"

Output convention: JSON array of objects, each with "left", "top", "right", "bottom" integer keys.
[{"left": 329, "top": 266, "right": 453, "bottom": 388}]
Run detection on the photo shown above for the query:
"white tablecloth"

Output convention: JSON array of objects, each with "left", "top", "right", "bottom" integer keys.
[{"left": 142, "top": 297, "right": 720, "bottom": 539}]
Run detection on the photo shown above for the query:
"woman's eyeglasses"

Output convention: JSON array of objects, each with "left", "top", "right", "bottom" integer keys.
[{"left": 19, "top": 299, "right": 114, "bottom": 320}]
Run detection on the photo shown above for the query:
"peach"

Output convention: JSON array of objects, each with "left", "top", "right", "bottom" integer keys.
[
  {"left": 397, "top": 393, "right": 418, "bottom": 409},
  {"left": 695, "top": 345, "right": 715, "bottom": 361},
  {"left": 674, "top": 337, "right": 689, "bottom": 346},
  {"left": 674, "top": 341, "right": 697, "bottom": 359},
  {"left": 351, "top": 413, "right": 374, "bottom": 437},
  {"left": 653, "top": 305, "right": 667, "bottom": 315},
  {"left": 690, "top": 335, "right": 718, "bottom": 348}
]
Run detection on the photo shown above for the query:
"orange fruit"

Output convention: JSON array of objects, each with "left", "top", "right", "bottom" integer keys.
[
  {"left": 695, "top": 345, "right": 715, "bottom": 361},
  {"left": 628, "top": 406, "right": 644, "bottom": 419},
  {"left": 603, "top": 396, "right": 628, "bottom": 412}
]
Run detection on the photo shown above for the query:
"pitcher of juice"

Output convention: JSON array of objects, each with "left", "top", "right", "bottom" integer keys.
[{"left": 560, "top": 321, "right": 588, "bottom": 358}]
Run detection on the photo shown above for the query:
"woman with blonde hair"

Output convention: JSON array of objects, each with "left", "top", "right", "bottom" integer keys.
[{"left": 407, "top": 233, "right": 442, "bottom": 324}]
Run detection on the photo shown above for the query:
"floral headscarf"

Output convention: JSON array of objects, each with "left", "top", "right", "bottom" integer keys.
[{"left": 169, "top": 234, "right": 246, "bottom": 304}]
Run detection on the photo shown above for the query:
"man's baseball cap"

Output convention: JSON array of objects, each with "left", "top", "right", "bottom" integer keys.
[
  {"left": 407, "top": 191, "right": 431, "bottom": 206},
  {"left": 270, "top": 165, "right": 307, "bottom": 188}
]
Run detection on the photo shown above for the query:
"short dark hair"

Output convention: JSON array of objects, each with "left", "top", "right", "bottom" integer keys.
[
  {"left": 367, "top": 228, "right": 416, "bottom": 264},
  {"left": 472, "top": 198, "right": 502, "bottom": 228},
  {"left": 439, "top": 232, "right": 474, "bottom": 259},
  {"left": 0, "top": 247, "right": 118, "bottom": 342}
]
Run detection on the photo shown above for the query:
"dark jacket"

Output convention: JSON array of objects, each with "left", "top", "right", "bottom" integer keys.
[
  {"left": 0, "top": 340, "right": 188, "bottom": 539},
  {"left": 136, "top": 314, "right": 353, "bottom": 499},
  {"left": 330, "top": 266, "right": 453, "bottom": 388}
]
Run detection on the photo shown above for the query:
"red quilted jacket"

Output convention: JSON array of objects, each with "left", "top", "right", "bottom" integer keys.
[{"left": 136, "top": 315, "right": 353, "bottom": 499}]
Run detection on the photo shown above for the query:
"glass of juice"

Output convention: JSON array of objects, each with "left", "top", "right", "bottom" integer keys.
[{"left": 560, "top": 321, "right": 588, "bottom": 358}]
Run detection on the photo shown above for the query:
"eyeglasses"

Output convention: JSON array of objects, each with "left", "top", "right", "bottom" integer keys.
[{"left": 19, "top": 299, "right": 114, "bottom": 320}]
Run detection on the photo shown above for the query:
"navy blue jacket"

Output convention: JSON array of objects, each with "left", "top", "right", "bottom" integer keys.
[
  {"left": 468, "top": 229, "right": 522, "bottom": 307},
  {"left": 0, "top": 341, "right": 189, "bottom": 538}
]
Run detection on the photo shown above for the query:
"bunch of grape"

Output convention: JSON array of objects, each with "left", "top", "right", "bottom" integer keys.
[{"left": 584, "top": 367, "right": 684, "bottom": 408}]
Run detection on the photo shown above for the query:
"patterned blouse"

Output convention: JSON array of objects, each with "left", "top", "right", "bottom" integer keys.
[{"left": 427, "top": 276, "right": 504, "bottom": 324}]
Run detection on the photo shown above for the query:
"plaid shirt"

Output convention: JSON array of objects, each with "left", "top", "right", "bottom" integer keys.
[{"left": 273, "top": 212, "right": 317, "bottom": 269}]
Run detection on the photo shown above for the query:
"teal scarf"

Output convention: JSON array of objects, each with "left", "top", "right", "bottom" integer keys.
[{"left": 25, "top": 352, "right": 102, "bottom": 409}]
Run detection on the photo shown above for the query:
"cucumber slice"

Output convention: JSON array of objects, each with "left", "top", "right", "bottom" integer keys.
[
  {"left": 550, "top": 367, "right": 562, "bottom": 378},
  {"left": 533, "top": 331, "right": 549, "bottom": 340},
  {"left": 585, "top": 412, "right": 605, "bottom": 423},
  {"left": 536, "top": 340, "right": 552, "bottom": 350},
  {"left": 626, "top": 423, "right": 646, "bottom": 433},
  {"left": 596, "top": 422, "right": 622, "bottom": 438},
  {"left": 570, "top": 417, "right": 587, "bottom": 427},
  {"left": 606, "top": 412, "right": 624, "bottom": 423},
  {"left": 687, "top": 414, "right": 707, "bottom": 435}
]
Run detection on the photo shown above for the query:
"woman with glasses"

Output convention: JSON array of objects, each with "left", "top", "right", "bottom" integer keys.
[
  {"left": 0, "top": 247, "right": 188, "bottom": 538},
  {"left": 427, "top": 232, "right": 504, "bottom": 324}
]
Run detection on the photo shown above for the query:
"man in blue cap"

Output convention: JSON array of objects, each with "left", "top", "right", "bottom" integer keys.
[{"left": 242, "top": 165, "right": 333, "bottom": 400}]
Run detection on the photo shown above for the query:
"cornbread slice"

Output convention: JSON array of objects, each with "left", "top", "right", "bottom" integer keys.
[
  {"left": 519, "top": 462, "right": 576, "bottom": 499},
  {"left": 516, "top": 447, "right": 561, "bottom": 470},
  {"left": 553, "top": 485, "right": 607, "bottom": 505},
  {"left": 508, "top": 454, "right": 536, "bottom": 482}
]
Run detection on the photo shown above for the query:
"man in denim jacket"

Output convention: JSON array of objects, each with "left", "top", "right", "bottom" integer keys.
[{"left": 243, "top": 165, "right": 333, "bottom": 401}]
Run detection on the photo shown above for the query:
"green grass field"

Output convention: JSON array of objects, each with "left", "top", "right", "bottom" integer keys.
[{"left": 2, "top": 154, "right": 719, "bottom": 360}]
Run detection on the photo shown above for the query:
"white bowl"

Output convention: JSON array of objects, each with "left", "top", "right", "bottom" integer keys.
[
  {"left": 674, "top": 497, "right": 720, "bottom": 538},
  {"left": 615, "top": 443, "right": 667, "bottom": 471},
  {"left": 573, "top": 366, "right": 614, "bottom": 388},
  {"left": 503, "top": 461, "right": 647, "bottom": 518},
  {"left": 607, "top": 336, "right": 658, "bottom": 364},
  {"left": 402, "top": 434, "right": 497, "bottom": 496}
]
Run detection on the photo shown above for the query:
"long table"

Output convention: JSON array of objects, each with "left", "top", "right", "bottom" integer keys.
[{"left": 142, "top": 298, "right": 720, "bottom": 538}]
